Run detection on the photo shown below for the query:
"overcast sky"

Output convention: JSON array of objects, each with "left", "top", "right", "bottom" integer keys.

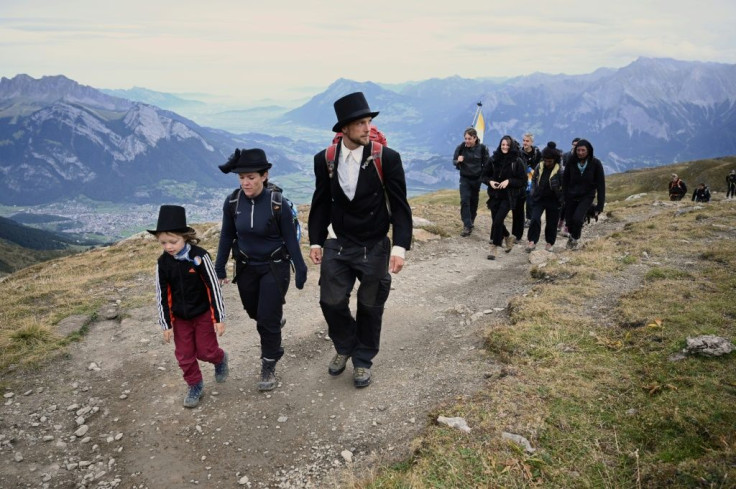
[{"left": 2, "top": 0, "right": 735, "bottom": 104}]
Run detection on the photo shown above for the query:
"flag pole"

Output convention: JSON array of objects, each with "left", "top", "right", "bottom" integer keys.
[
  {"left": 472, "top": 101, "right": 484, "bottom": 144},
  {"left": 472, "top": 101, "right": 482, "bottom": 127}
]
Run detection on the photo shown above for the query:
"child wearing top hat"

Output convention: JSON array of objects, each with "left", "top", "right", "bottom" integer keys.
[{"left": 149, "top": 205, "right": 228, "bottom": 408}]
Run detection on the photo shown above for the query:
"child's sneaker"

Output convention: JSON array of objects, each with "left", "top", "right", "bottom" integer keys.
[
  {"left": 183, "top": 380, "right": 204, "bottom": 408},
  {"left": 214, "top": 351, "right": 229, "bottom": 383}
]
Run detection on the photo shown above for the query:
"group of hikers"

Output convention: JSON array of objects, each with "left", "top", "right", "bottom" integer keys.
[
  {"left": 149, "top": 90, "right": 736, "bottom": 409},
  {"left": 669, "top": 170, "right": 736, "bottom": 202},
  {"left": 150, "top": 92, "right": 412, "bottom": 407},
  {"left": 453, "top": 131, "right": 605, "bottom": 257}
]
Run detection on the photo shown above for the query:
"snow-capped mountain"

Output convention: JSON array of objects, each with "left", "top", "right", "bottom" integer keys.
[
  {"left": 0, "top": 75, "right": 307, "bottom": 205},
  {"left": 282, "top": 58, "right": 736, "bottom": 176}
]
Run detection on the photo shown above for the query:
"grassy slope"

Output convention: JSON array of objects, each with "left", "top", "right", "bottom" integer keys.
[{"left": 359, "top": 158, "right": 736, "bottom": 488}]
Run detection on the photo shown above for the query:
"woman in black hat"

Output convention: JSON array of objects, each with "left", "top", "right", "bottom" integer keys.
[
  {"left": 149, "top": 205, "right": 228, "bottom": 408},
  {"left": 214, "top": 148, "right": 307, "bottom": 392}
]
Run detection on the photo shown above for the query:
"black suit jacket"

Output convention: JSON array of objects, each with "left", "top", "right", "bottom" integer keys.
[{"left": 308, "top": 143, "right": 412, "bottom": 250}]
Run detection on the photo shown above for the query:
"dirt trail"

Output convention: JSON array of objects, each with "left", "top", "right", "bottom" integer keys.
[{"left": 1, "top": 211, "right": 618, "bottom": 488}]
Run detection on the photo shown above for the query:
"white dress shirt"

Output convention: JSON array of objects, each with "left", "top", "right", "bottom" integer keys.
[{"left": 337, "top": 140, "right": 363, "bottom": 201}]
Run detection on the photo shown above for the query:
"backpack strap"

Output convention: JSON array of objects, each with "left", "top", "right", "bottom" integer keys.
[
  {"left": 326, "top": 142, "right": 338, "bottom": 179},
  {"left": 370, "top": 141, "right": 384, "bottom": 186},
  {"left": 228, "top": 188, "right": 241, "bottom": 217},
  {"left": 270, "top": 189, "right": 283, "bottom": 221}
]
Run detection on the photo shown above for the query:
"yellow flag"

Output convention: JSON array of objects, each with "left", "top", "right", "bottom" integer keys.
[{"left": 473, "top": 106, "right": 486, "bottom": 144}]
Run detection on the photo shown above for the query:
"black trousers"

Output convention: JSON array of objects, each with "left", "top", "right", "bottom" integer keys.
[
  {"left": 459, "top": 176, "right": 481, "bottom": 228},
  {"left": 488, "top": 197, "right": 513, "bottom": 246},
  {"left": 565, "top": 196, "right": 595, "bottom": 240},
  {"left": 528, "top": 196, "right": 561, "bottom": 245},
  {"left": 319, "top": 237, "right": 392, "bottom": 369},
  {"left": 236, "top": 261, "right": 290, "bottom": 361},
  {"left": 512, "top": 192, "right": 526, "bottom": 240}
]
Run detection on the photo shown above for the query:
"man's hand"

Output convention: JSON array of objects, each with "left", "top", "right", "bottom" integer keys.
[
  {"left": 163, "top": 329, "right": 173, "bottom": 343},
  {"left": 214, "top": 322, "right": 225, "bottom": 336},
  {"left": 389, "top": 255, "right": 404, "bottom": 274},
  {"left": 309, "top": 247, "right": 323, "bottom": 265}
]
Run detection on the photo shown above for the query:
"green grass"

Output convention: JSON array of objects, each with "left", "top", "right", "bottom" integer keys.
[{"left": 357, "top": 194, "right": 736, "bottom": 488}]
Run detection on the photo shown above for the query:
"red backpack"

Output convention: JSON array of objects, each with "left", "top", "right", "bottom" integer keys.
[
  {"left": 326, "top": 124, "right": 390, "bottom": 214},
  {"left": 327, "top": 125, "right": 387, "bottom": 184}
]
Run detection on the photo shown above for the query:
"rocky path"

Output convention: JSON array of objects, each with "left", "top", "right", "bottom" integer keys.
[{"left": 1, "top": 212, "right": 606, "bottom": 488}]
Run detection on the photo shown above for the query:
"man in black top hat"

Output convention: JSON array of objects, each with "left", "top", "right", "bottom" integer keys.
[{"left": 308, "top": 92, "right": 413, "bottom": 388}]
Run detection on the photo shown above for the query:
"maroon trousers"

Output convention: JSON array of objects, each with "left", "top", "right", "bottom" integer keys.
[{"left": 172, "top": 311, "right": 224, "bottom": 386}]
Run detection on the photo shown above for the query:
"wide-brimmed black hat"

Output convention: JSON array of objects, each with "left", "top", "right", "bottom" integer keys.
[
  {"left": 147, "top": 205, "right": 195, "bottom": 235},
  {"left": 332, "top": 92, "right": 379, "bottom": 132},
  {"left": 218, "top": 148, "right": 273, "bottom": 174}
]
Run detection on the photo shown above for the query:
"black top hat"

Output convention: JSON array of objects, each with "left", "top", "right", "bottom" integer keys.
[
  {"left": 332, "top": 92, "right": 379, "bottom": 132},
  {"left": 147, "top": 205, "right": 195, "bottom": 235},
  {"left": 218, "top": 148, "right": 273, "bottom": 174}
]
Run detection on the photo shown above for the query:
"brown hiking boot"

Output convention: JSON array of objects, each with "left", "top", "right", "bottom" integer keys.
[
  {"left": 328, "top": 353, "right": 350, "bottom": 376},
  {"left": 504, "top": 235, "right": 516, "bottom": 252},
  {"left": 353, "top": 367, "right": 372, "bottom": 388},
  {"left": 487, "top": 245, "right": 498, "bottom": 260}
]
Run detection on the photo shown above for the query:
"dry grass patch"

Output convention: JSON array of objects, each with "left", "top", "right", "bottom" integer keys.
[
  {"left": 0, "top": 223, "right": 225, "bottom": 371},
  {"left": 359, "top": 198, "right": 736, "bottom": 488}
]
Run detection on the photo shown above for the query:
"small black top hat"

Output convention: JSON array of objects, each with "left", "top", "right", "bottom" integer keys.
[
  {"left": 332, "top": 92, "right": 379, "bottom": 133},
  {"left": 147, "top": 205, "right": 195, "bottom": 235},
  {"left": 218, "top": 148, "right": 273, "bottom": 174}
]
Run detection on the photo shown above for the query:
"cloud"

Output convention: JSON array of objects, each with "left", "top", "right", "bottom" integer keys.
[{"left": 0, "top": 0, "right": 734, "bottom": 101}]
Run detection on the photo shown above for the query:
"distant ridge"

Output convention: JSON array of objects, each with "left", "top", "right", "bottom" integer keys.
[{"left": 0, "top": 75, "right": 305, "bottom": 205}]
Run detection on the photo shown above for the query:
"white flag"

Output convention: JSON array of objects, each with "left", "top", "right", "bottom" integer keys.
[{"left": 473, "top": 104, "right": 486, "bottom": 144}]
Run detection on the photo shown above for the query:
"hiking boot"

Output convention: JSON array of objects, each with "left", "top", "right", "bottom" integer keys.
[
  {"left": 560, "top": 226, "right": 569, "bottom": 237},
  {"left": 545, "top": 243, "right": 553, "bottom": 252},
  {"left": 566, "top": 237, "right": 579, "bottom": 250},
  {"left": 353, "top": 367, "right": 372, "bottom": 388},
  {"left": 258, "top": 358, "right": 277, "bottom": 391},
  {"left": 504, "top": 235, "right": 516, "bottom": 252},
  {"left": 183, "top": 380, "right": 204, "bottom": 408},
  {"left": 328, "top": 353, "right": 350, "bottom": 376},
  {"left": 526, "top": 241, "right": 536, "bottom": 252},
  {"left": 460, "top": 227, "right": 472, "bottom": 237},
  {"left": 524, "top": 219, "right": 531, "bottom": 228},
  {"left": 214, "top": 351, "right": 229, "bottom": 383},
  {"left": 487, "top": 245, "right": 498, "bottom": 260}
]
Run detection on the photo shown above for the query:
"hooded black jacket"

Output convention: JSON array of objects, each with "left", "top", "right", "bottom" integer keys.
[
  {"left": 480, "top": 139, "right": 527, "bottom": 202},
  {"left": 562, "top": 139, "right": 606, "bottom": 213}
]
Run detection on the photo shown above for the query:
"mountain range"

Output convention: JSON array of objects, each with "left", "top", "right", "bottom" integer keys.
[
  {"left": 1, "top": 57, "right": 735, "bottom": 207},
  {"left": 0, "top": 75, "right": 309, "bottom": 205},
  {"left": 282, "top": 58, "right": 736, "bottom": 172}
]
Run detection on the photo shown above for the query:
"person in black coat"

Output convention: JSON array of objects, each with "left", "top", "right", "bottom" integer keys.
[
  {"left": 691, "top": 183, "right": 711, "bottom": 202},
  {"left": 214, "top": 148, "right": 307, "bottom": 392},
  {"left": 480, "top": 135, "right": 527, "bottom": 260},
  {"left": 526, "top": 142, "right": 564, "bottom": 252},
  {"left": 308, "top": 92, "right": 413, "bottom": 389},
  {"left": 562, "top": 139, "right": 605, "bottom": 249},
  {"left": 726, "top": 170, "right": 736, "bottom": 199},
  {"left": 453, "top": 127, "right": 489, "bottom": 237}
]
